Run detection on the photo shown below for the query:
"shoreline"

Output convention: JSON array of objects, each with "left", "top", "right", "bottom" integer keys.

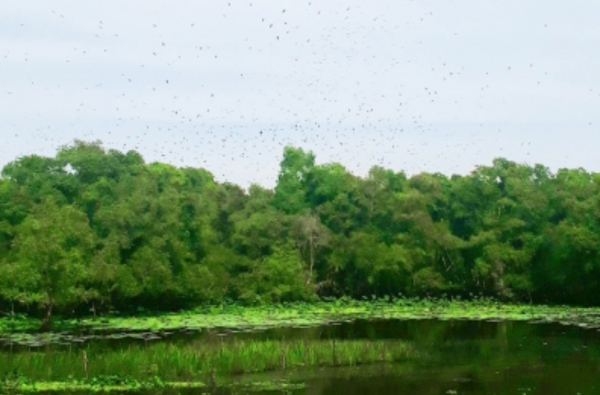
[{"left": 3, "top": 299, "right": 600, "bottom": 335}]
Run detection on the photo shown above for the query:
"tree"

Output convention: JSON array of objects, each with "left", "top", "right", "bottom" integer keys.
[
  {"left": 4, "top": 141, "right": 600, "bottom": 311},
  {"left": 1, "top": 155, "right": 76, "bottom": 206},
  {"left": 384, "top": 173, "right": 465, "bottom": 296},
  {"left": 456, "top": 159, "right": 547, "bottom": 300},
  {"left": 273, "top": 146, "right": 315, "bottom": 214},
  {"left": 236, "top": 242, "right": 314, "bottom": 303},
  {"left": 307, "top": 162, "right": 360, "bottom": 236},
  {"left": 535, "top": 168, "right": 600, "bottom": 304},
  {"left": 291, "top": 212, "right": 331, "bottom": 285},
  {"left": 230, "top": 185, "right": 285, "bottom": 260},
  {"left": 328, "top": 231, "right": 412, "bottom": 297},
  {"left": 8, "top": 198, "right": 94, "bottom": 330},
  {"left": 355, "top": 166, "right": 406, "bottom": 234}
]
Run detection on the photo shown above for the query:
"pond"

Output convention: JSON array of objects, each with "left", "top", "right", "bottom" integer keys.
[{"left": 2, "top": 318, "right": 600, "bottom": 395}]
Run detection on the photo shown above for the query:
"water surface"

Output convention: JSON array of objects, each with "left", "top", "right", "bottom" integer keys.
[{"left": 3, "top": 319, "right": 600, "bottom": 395}]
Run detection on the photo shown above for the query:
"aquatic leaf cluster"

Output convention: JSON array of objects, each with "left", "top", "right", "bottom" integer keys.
[
  {"left": 4, "top": 299, "right": 600, "bottom": 347},
  {"left": 0, "top": 377, "right": 305, "bottom": 394},
  {"left": 1, "top": 141, "right": 600, "bottom": 324},
  {"left": 0, "top": 370, "right": 306, "bottom": 394}
]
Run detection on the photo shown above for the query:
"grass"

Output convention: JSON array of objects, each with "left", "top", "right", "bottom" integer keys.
[
  {"left": 0, "top": 337, "right": 420, "bottom": 384},
  {"left": 0, "top": 337, "right": 417, "bottom": 392}
]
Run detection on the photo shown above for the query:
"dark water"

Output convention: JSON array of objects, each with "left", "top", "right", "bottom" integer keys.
[
  {"left": 219, "top": 320, "right": 600, "bottom": 395},
  {"left": 6, "top": 319, "right": 600, "bottom": 395}
]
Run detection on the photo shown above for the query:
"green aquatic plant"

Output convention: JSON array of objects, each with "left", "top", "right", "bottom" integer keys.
[
  {"left": 0, "top": 373, "right": 307, "bottom": 393},
  {"left": 5, "top": 299, "right": 600, "bottom": 347},
  {"left": 0, "top": 338, "right": 420, "bottom": 384}
]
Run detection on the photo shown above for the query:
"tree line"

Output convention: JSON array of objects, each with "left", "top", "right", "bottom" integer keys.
[{"left": 1, "top": 140, "right": 599, "bottom": 325}]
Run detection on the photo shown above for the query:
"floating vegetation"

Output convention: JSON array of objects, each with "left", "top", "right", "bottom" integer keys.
[
  {"left": 6, "top": 299, "right": 600, "bottom": 348},
  {"left": 0, "top": 371, "right": 306, "bottom": 393}
]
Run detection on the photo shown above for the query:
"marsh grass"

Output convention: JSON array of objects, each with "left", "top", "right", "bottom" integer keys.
[{"left": 0, "top": 338, "right": 420, "bottom": 384}]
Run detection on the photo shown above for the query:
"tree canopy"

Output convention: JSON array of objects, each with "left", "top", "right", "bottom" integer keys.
[{"left": 2, "top": 140, "right": 600, "bottom": 324}]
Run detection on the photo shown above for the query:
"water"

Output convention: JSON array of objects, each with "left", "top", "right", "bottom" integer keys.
[
  {"left": 3, "top": 319, "right": 600, "bottom": 395},
  {"left": 247, "top": 320, "right": 600, "bottom": 395}
]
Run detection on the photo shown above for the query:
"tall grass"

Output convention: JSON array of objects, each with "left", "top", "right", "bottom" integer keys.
[{"left": 0, "top": 338, "right": 421, "bottom": 383}]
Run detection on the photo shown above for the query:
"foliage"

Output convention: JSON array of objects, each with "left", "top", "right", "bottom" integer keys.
[{"left": 2, "top": 140, "right": 600, "bottom": 324}]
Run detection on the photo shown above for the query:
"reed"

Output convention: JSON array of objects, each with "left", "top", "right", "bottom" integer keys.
[{"left": 0, "top": 338, "right": 420, "bottom": 383}]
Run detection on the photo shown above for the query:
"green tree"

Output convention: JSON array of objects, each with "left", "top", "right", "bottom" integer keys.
[
  {"left": 458, "top": 159, "right": 547, "bottom": 300},
  {"left": 291, "top": 212, "right": 331, "bottom": 285},
  {"left": 273, "top": 146, "right": 315, "bottom": 214},
  {"left": 388, "top": 173, "right": 465, "bottom": 296},
  {"left": 308, "top": 162, "right": 361, "bottom": 236},
  {"left": 8, "top": 198, "right": 94, "bottom": 330},
  {"left": 231, "top": 185, "right": 285, "bottom": 260},
  {"left": 237, "top": 242, "right": 314, "bottom": 303}
]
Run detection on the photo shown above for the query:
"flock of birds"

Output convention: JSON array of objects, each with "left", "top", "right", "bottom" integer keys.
[{"left": 1, "top": 2, "right": 597, "bottom": 189}]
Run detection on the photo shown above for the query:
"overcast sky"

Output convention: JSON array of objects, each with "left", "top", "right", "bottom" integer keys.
[{"left": 1, "top": 1, "right": 599, "bottom": 188}]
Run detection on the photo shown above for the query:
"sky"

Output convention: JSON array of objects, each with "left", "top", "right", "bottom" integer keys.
[{"left": 1, "top": 0, "right": 599, "bottom": 189}]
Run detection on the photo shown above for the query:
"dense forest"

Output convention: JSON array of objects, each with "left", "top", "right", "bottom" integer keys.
[{"left": 1, "top": 140, "right": 600, "bottom": 323}]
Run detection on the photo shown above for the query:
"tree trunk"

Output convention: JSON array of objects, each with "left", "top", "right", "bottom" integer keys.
[
  {"left": 307, "top": 233, "right": 314, "bottom": 285},
  {"left": 40, "top": 301, "right": 54, "bottom": 332},
  {"left": 492, "top": 260, "right": 511, "bottom": 300}
]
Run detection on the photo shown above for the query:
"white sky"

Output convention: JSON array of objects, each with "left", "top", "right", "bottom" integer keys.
[{"left": 1, "top": 0, "right": 599, "bottom": 189}]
